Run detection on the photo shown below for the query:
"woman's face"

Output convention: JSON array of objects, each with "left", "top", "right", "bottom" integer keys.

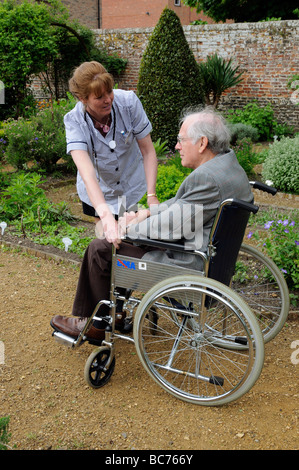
[{"left": 83, "top": 88, "right": 114, "bottom": 120}]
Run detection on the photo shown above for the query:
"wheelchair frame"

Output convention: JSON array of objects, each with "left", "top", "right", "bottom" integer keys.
[
  {"left": 53, "top": 187, "right": 289, "bottom": 405},
  {"left": 52, "top": 182, "right": 289, "bottom": 406}
]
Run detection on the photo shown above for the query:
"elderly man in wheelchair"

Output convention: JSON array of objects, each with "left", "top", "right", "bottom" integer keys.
[{"left": 51, "top": 106, "right": 266, "bottom": 406}]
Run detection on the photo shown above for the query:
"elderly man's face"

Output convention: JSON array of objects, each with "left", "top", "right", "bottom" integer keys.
[
  {"left": 175, "top": 116, "right": 214, "bottom": 169},
  {"left": 175, "top": 118, "right": 202, "bottom": 170}
]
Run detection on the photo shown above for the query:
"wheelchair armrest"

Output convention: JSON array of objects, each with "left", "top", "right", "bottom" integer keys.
[
  {"left": 249, "top": 180, "right": 277, "bottom": 195},
  {"left": 123, "top": 236, "right": 194, "bottom": 253}
]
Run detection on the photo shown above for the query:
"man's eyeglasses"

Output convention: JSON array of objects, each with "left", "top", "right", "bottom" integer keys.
[{"left": 176, "top": 136, "right": 192, "bottom": 144}]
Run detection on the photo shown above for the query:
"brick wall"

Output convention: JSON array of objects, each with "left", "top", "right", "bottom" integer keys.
[{"left": 95, "top": 20, "right": 299, "bottom": 131}]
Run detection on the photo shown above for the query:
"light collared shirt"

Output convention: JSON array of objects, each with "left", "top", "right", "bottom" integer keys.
[{"left": 64, "top": 89, "right": 152, "bottom": 214}]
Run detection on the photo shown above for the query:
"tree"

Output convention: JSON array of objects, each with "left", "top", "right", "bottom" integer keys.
[
  {"left": 199, "top": 53, "right": 244, "bottom": 107},
  {"left": 183, "top": 0, "right": 299, "bottom": 23},
  {"left": 0, "top": 0, "right": 58, "bottom": 118},
  {"left": 137, "top": 8, "right": 204, "bottom": 150},
  {"left": 42, "top": 22, "right": 127, "bottom": 102},
  {"left": 0, "top": 0, "right": 127, "bottom": 119}
]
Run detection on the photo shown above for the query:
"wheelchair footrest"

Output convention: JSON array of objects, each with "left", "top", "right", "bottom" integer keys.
[{"left": 52, "top": 330, "right": 76, "bottom": 348}]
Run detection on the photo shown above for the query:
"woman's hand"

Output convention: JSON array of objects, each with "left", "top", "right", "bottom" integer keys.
[
  {"left": 147, "top": 194, "right": 159, "bottom": 206},
  {"left": 100, "top": 213, "right": 122, "bottom": 248}
]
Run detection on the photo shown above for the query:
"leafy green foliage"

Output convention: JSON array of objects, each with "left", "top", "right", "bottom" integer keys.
[
  {"left": 227, "top": 101, "right": 294, "bottom": 141},
  {"left": 249, "top": 213, "right": 299, "bottom": 291},
  {"left": 232, "top": 139, "right": 260, "bottom": 176},
  {"left": 47, "top": 22, "right": 127, "bottom": 101},
  {"left": 0, "top": 416, "right": 11, "bottom": 450},
  {"left": 199, "top": 54, "right": 244, "bottom": 108},
  {"left": 0, "top": 172, "right": 66, "bottom": 224},
  {"left": 0, "top": 0, "right": 58, "bottom": 118},
  {"left": 0, "top": 171, "right": 93, "bottom": 257},
  {"left": 0, "top": 0, "right": 127, "bottom": 119},
  {"left": 226, "top": 101, "right": 275, "bottom": 141},
  {"left": 153, "top": 139, "right": 170, "bottom": 159},
  {"left": 137, "top": 8, "right": 204, "bottom": 150},
  {"left": 182, "top": 0, "right": 299, "bottom": 22},
  {"left": 33, "top": 224, "right": 93, "bottom": 258},
  {"left": 2, "top": 95, "right": 77, "bottom": 172},
  {"left": 139, "top": 155, "right": 191, "bottom": 206},
  {"left": 228, "top": 123, "right": 259, "bottom": 144},
  {"left": 262, "top": 135, "right": 299, "bottom": 194}
]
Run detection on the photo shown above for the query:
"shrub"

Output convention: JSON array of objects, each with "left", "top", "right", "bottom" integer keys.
[
  {"left": 0, "top": 0, "right": 58, "bottom": 119},
  {"left": 139, "top": 161, "right": 190, "bottom": 206},
  {"left": 272, "top": 121, "right": 294, "bottom": 139},
  {"left": 1, "top": 118, "right": 35, "bottom": 169},
  {"left": 30, "top": 99, "right": 73, "bottom": 172},
  {"left": 2, "top": 95, "right": 76, "bottom": 172},
  {"left": 233, "top": 139, "right": 260, "bottom": 176},
  {"left": 228, "top": 122, "right": 259, "bottom": 144},
  {"left": 262, "top": 135, "right": 299, "bottom": 194},
  {"left": 137, "top": 8, "right": 204, "bottom": 150},
  {"left": 153, "top": 138, "right": 170, "bottom": 159},
  {"left": 226, "top": 101, "right": 275, "bottom": 141},
  {"left": 0, "top": 127, "right": 7, "bottom": 162}
]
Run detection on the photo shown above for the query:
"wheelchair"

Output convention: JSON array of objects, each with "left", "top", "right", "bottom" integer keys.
[{"left": 52, "top": 182, "right": 289, "bottom": 406}]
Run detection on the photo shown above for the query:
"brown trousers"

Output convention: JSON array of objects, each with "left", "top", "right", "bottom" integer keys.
[{"left": 71, "top": 238, "right": 151, "bottom": 317}]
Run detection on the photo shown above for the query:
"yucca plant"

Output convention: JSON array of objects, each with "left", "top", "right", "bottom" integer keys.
[{"left": 199, "top": 53, "right": 244, "bottom": 108}]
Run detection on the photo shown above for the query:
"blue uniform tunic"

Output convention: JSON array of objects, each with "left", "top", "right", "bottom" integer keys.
[{"left": 64, "top": 89, "right": 152, "bottom": 214}]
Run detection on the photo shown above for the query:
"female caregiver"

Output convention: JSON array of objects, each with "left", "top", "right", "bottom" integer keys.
[{"left": 64, "top": 61, "right": 159, "bottom": 247}]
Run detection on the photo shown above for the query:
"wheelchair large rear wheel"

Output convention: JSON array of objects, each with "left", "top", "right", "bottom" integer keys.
[
  {"left": 232, "top": 244, "right": 289, "bottom": 343},
  {"left": 133, "top": 275, "right": 264, "bottom": 406}
]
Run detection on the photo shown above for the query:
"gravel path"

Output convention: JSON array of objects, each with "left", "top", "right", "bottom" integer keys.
[
  {"left": 0, "top": 183, "right": 298, "bottom": 451},
  {"left": 0, "top": 247, "right": 298, "bottom": 451}
]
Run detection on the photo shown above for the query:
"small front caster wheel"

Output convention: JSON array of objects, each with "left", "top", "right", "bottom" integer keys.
[{"left": 84, "top": 346, "right": 115, "bottom": 388}]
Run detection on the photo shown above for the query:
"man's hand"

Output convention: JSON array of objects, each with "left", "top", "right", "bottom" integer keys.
[{"left": 119, "top": 209, "right": 150, "bottom": 237}]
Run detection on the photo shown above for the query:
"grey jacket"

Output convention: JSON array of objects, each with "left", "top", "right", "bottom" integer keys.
[{"left": 127, "top": 150, "right": 253, "bottom": 270}]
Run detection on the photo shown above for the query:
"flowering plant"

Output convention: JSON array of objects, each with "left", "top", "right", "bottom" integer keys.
[{"left": 249, "top": 216, "right": 298, "bottom": 291}]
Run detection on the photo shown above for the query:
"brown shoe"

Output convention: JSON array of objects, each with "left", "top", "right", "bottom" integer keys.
[{"left": 50, "top": 315, "right": 105, "bottom": 344}]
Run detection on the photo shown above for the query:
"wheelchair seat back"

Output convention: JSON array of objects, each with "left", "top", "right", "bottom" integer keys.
[{"left": 207, "top": 198, "right": 258, "bottom": 287}]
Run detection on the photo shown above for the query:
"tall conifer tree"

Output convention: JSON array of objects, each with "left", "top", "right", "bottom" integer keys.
[{"left": 137, "top": 8, "right": 204, "bottom": 150}]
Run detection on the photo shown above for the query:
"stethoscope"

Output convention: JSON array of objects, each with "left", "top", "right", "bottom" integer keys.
[
  {"left": 108, "top": 106, "right": 116, "bottom": 152},
  {"left": 85, "top": 106, "right": 117, "bottom": 154}
]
